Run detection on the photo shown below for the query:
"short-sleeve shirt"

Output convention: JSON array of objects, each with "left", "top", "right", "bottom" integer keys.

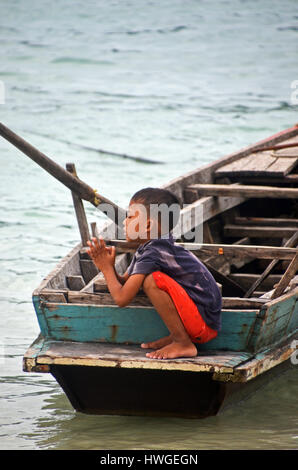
[{"left": 127, "top": 234, "right": 222, "bottom": 331}]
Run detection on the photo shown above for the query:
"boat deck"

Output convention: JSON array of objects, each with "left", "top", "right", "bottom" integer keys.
[{"left": 23, "top": 333, "right": 296, "bottom": 384}]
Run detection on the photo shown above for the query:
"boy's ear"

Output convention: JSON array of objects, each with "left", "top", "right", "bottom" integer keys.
[{"left": 146, "top": 217, "right": 159, "bottom": 238}]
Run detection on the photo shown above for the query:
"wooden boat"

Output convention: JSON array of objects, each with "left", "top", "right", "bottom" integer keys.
[{"left": 12, "top": 123, "right": 298, "bottom": 418}]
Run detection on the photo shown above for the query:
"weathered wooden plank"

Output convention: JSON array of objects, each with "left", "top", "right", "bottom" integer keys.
[
  {"left": 38, "top": 301, "right": 258, "bottom": 351},
  {"left": 214, "top": 150, "right": 298, "bottom": 178},
  {"left": 68, "top": 290, "right": 152, "bottom": 307},
  {"left": 183, "top": 187, "right": 200, "bottom": 204},
  {"left": 41, "top": 302, "right": 169, "bottom": 344},
  {"left": 199, "top": 309, "right": 259, "bottom": 352},
  {"left": 222, "top": 175, "right": 298, "bottom": 185},
  {"left": 247, "top": 287, "right": 298, "bottom": 352},
  {"left": 68, "top": 290, "right": 265, "bottom": 309},
  {"left": 183, "top": 243, "right": 298, "bottom": 260},
  {"left": 93, "top": 277, "right": 109, "bottom": 292},
  {"left": 229, "top": 273, "right": 281, "bottom": 290},
  {"left": 267, "top": 156, "right": 298, "bottom": 174},
  {"left": 181, "top": 194, "right": 246, "bottom": 229},
  {"left": 233, "top": 216, "right": 298, "bottom": 227},
  {"left": 66, "top": 275, "right": 86, "bottom": 291},
  {"left": 80, "top": 259, "right": 99, "bottom": 284},
  {"left": 224, "top": 224, "right": 297, "bottom": 239},
  {"left": 81, "top": 253, "right": 129, "bottom": 293},
  {"left": 27, "top": 337, "right": 253, "bottom": 374},
  {"left": 213, "top": 335, "right": 297, "bottom": 382},
  {"left": 188, "top": 183, "right": 298, "bottom": 199},
  {"left": 271, "top": 253, "right": 298, "bottom": 300},
  {"left": 220, "top": 298, "right": 267, "bottom": 308},
  {"left": 23, "top": 334, "right": 50, "bottom": 373},
  {"left": 40, "top": 291, "right": 67, "bottom": 303},
  {"left": 108, "top": 240, "right": 298, "bottom": 260}
]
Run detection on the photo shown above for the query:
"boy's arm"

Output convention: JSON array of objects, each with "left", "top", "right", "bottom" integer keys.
[
  {"left": 87, "top": 238, "right": 144, "bottom": 307},
  {"left": 103, "top": 267, "right": 145, "bottom": 307},
  {"left": 116, "top": 270, "right": 130, "bottom": 285}
]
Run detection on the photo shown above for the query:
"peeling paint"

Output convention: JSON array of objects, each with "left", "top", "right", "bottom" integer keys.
[{"left": 110, "top": 325, "right": 118, "bottom": 343}]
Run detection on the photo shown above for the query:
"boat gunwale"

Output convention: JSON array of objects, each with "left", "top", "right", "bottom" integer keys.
[
  {"left": 163, "top": 124, "right": 298, "bottom": 196},
  {"left": 33, "top": 124, "right": 298, "bottom": 296},
  {"left": 31, "top": 125, "right": 298, "bottom": 354},
  {"left": 37, "top": 298, "right": 264, "bottom": 313}
]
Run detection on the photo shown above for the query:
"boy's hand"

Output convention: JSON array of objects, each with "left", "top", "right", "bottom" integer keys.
[{"left": 86, "top": 237, "right": 116, "bottom": 272}]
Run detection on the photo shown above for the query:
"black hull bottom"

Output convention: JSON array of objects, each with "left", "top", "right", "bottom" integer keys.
[{"left": 50, "top": 359, "right": 292, "bottom": 419}]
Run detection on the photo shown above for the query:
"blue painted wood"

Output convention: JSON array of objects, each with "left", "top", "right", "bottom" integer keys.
[
  {"left": 285, "top": 296, "right": 298, "bottom": 335},
  {"left": 33, "top": 289, "right": 297, "bottom": 353},
  {"left": 33, "top": 296, "right": 50, "bottom": 337},
  {"left": 34, "top": 297, "right": 259, "bottom": 351},
  {"left": 247, "top": 290, "right": 298, "bottom": 352},
  {"left": 42, "top": 303, "right": 169, "bottom": 344},
  {"left": 198, "top": 310, "right": 258, "bottom": 352}
]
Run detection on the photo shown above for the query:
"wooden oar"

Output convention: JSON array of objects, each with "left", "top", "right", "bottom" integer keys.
[
  {"left": 0, "top": 122, "right": 127, "bottom": 229},
  {"left": 254, "top": 142, "right": 298, "bottom": 152},
  {"left": 271, "top": 253, "right": 298, "bottom": 300},
  {"left": 0, "top": 122, "right": 245, "bottom": 295}
]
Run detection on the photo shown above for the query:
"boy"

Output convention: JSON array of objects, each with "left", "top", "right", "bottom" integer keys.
[{"left": 87, "top": 187, "right": 222, "bottom": 360}]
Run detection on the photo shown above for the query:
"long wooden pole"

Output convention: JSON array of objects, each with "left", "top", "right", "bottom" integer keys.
[
  {"left": 271, "top": 253, "right": 298, "bottom": 299},
  {"left": 66, "top": 163, "right": 90, "bottom": 246},
  {"left": 254, "top": 142, "right": 298, "bottom": 152},
  {"left": 0, "top": 122, "right": 127, "bottom": 228},
  {"left": 244, "top": 230, "right": 298, "bottom": 298}
]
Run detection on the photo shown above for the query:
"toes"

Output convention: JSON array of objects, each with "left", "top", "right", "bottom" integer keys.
[
  {"left": 146, "top": 350, "right": 167, "bottom": 360},
  {"left": 146, "top": 351, "right": 159, "bottom": 359}
]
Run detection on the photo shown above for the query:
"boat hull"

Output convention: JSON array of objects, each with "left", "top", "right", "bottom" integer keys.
[
  {"left": 23, "top": 333, "right": 297, "bottom": 418},
  {"left": 49, "top": 359, "right": 294, "bottom": 418}
]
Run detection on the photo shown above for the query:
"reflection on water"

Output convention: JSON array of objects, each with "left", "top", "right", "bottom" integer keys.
[{"left": 21, "top": 366, "right": 298, "bottom": 450}]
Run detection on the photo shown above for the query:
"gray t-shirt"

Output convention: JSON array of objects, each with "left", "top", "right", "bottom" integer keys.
[{"left": 127, "top": 234, "right": 222, "bottom": 331}]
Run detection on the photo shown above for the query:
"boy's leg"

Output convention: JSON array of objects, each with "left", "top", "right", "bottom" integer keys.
[{"left": 141, "top": 273, "right": 197, "bottom": 359}]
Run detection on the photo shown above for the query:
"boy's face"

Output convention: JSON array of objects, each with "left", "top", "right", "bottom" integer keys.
[{"left": 124, "top": 199, "right": 158, "bottom": 243}]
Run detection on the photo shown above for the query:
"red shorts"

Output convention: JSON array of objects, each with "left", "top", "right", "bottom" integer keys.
[{"left": 152, "top": 271, "right": 218, "bottom": 344}]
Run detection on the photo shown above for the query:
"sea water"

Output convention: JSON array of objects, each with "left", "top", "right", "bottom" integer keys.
[{"left": 0, "top": 0, "right": 297, "bottom": 450}]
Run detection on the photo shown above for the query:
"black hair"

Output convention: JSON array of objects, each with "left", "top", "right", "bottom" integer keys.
[{"left": 130, "top": 187, "right": 181, "bottom": 233}]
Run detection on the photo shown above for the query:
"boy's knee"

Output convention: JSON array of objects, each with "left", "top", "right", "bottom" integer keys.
[{"left": 143, "top": 273, "right": 157, "bottom": 292}]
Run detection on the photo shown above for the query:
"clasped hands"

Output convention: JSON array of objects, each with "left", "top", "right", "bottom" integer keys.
[{"left": 86, "top": 237, "right": 116, "bottom": 272}]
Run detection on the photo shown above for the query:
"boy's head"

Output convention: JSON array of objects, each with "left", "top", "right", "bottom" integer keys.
[{"left": 125, "top": 187, "right": 181, "bottom": 242}]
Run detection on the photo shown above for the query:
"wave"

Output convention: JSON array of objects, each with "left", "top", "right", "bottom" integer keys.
[
  {"left": 19, "top": 40, "right": 48, "bottom": 48},
  {"left": 51, "top": 57, "right": 113, "bottom": 65},
  {"left": 107, "top": 25, "right": 188, "bottom": 35},
  {"left": 277, "top": 26, "right": 298, "bottom": 32}
]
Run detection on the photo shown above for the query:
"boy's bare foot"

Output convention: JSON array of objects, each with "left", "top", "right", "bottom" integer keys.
[
  {"left": 145, "top": 341, "right": 197, "bottom": 360},
  {"left": 141, "top": 335, "right": 172, "bottom": 350}
]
